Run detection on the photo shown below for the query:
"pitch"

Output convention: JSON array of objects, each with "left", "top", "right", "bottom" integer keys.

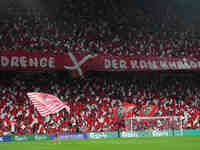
[{"left": 0, "top": 136, "right": 199, "bottom": 150}]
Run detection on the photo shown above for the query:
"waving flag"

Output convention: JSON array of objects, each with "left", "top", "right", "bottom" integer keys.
[
  {"left": 138, "top": 105, "right": 158, "bottom": 117},
  {"left": 122, "top": 102, "right": 136, "bottom": 119},
  {"left": 112, "top": 102, "right": 136, "bottom": 121},
  {"left": 27, "top": 92, "right": 70, "bottom": 117}
]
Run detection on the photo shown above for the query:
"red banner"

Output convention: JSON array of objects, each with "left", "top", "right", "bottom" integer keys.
[
  {"left": 91, "top": 55, "right": 200, "bottom": 72},
  {"left": 0, "top": 51, "right": 95, "bottom": 76},
  {"left": 1, "top": 51, "right": 200, "bottom": 75}
]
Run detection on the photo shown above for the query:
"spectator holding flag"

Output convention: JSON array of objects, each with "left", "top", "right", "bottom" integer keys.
[{"left": 27, "top": 92, "right": 70, "bottom": 143}]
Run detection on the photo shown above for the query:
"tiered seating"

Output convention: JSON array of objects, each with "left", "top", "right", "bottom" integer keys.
[
  {"left": 0, "top": 0, "right": 199, "bottom": 57},
  {"left": 0, "top": 72, "right": 199, "bottom": 135}
]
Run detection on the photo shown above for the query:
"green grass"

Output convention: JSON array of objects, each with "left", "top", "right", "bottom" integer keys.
[{"left": 0, "top": 136, "right": 199, "bottom": 150}]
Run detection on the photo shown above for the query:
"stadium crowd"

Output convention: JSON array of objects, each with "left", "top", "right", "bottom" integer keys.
[
  {"left": 0, "top": 0, "right": 199, "bottom": 57},
  {"left": 0, "top": 71, "right": 200, "bottom": 135},
  {"left": 0, "top": 0, "right": 200, "bottom": 136}
]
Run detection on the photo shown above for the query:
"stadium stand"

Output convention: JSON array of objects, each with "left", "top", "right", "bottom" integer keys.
[
  {"left": 0, "top": 71, "right": 200, "bottom": 135},
  {"left": 0, "top": 0, "right": 200, "bottom": 136},
  {"left": 0, "top": 0, "right": 199, "bottom": 57}
]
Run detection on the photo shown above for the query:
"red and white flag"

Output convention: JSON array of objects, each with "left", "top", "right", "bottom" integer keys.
[
  {"left": 112, "top": 102, "right": 136, "bottom": 121},
  {"left": 138, "top": 105, "right": 158, "bottom": 117},
  {"left": 122, "top": 102, "right": 136, "bottom": 119},
  {"left": 27, "top": 92, "right": 70, "bottom": 117}
]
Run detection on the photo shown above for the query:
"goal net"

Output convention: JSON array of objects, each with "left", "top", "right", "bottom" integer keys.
[{"left": 122, "top": 116, "right": 184, "bottom": 137}]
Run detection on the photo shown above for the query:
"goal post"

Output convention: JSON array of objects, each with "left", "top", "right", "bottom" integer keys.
[{"left": 122, "top": 116, "right": 184, "bottom": 138}]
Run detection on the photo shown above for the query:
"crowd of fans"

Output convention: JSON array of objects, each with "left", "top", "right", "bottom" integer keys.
[
  {"left": 0, "top": 71, "right": 200, "bottom": 135},
  {"left": 0, "top": 0, "right": 200, "bottom": 136},
  {"left": 0, "top": 0, "right": 199, "bottom": 57}
]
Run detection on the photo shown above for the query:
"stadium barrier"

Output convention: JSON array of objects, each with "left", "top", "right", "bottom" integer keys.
[
  {"left": 120, "top": 129, "right": 200, "bottom": 138},
  {"left": 120, "top": 130, "right": 171, "bottom": 138},
  {"left": 0, "top": 136, "right": 11, "bottom": 142},
  {"left": 1, "top": 129, "right": 200, "bottom": 142},
  {"left": 11, "top": 134, "right": 51, "bottom": 142},
  {"left": 52, "top": 133, "right": 88, "bottom": 140},
  {"left": 181, "top": 129, "right": 200, "bottom": 136},
  {"left": 87, "top": 132, "right": 118, "bottom": 139}
]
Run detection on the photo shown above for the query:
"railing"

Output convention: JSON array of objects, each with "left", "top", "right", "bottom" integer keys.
[{"left": 1, "top": 129, "right": 200, "bottom": 142}]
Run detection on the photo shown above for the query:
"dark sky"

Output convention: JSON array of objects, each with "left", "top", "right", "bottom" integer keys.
[{"left": 0, "top": 0, "right": 200, "bottom": 24}]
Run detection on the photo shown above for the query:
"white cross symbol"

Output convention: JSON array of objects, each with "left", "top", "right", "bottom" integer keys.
[{"left": 64, "top": 52, "right": 97, "bottom": 76}]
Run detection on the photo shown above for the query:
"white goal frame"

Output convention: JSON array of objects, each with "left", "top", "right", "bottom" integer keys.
[{"left": 125, "top": 116, "right": 184, "bottom": 137}]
